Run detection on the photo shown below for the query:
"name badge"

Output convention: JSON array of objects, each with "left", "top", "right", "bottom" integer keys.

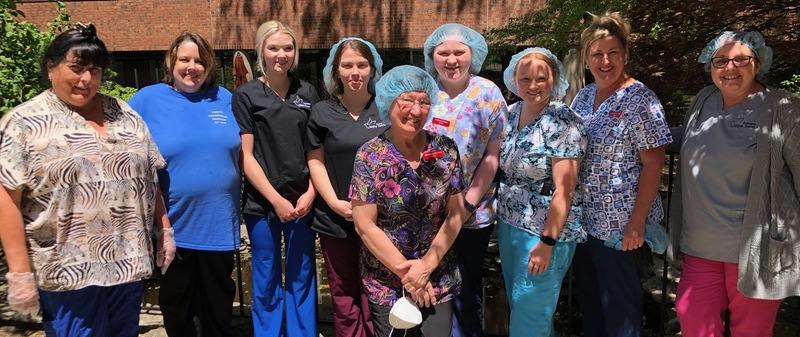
[
  {"left": 431, "top": 117, "right": 450, "bottom": 127},
  {"left": 422, "top": 149, "right": 445, "bottom": 161},
  {"left": 609, "top": 110, "right": 623, "bottom": 118}
]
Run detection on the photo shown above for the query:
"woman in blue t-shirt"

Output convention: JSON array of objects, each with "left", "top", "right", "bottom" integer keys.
[{"left": 129, "top": 32, "right": 242, "bottom": 337}]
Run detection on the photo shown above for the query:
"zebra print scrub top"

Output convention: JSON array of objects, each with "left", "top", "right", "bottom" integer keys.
[{"left": 0, "top": 90, "right": 166, "bottom": 291}]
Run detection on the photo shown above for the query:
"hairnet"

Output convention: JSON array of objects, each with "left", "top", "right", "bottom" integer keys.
[
  {"left": 375, "top": 65, "right": 439, "bottom": 124},
  {"left": 698, "top": 31, "right": 773, "bottom": 78},
  {"left": 322, "top": 37, "right": 383, "bottom": 95},
  {"left": 423, "top": 23, "right": 488, "bottom": 77},
  {"left": 503, "top": 47, "right": 569, "bottom": 101}
]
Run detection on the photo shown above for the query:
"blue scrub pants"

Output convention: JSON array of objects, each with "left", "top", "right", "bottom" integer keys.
[
  {"left": 572, "top": 235, "right": 643, "bottom": 337},
  {"left": 498, "top": 222, "right": 576, "bottom": 337},
  {"left": 39, "top": 280, "right": 144, "bottom": 337},
  {"left": 451, "top": 224, "right": 494, "bottom": 337},
  {"left": 245, "top": 213, "right": 317, "bottom": 337}
]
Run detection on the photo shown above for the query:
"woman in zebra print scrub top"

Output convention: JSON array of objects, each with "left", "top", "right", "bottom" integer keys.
[{"left": 0, "top": 24, "right": 175, "bottom": 336}]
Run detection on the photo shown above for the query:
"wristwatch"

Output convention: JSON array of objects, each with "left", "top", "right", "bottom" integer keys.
[
  {"left": 463, "top": 199, "right": 477, "bottom": 214},
  {"left": 540, "top": 235, "right": 557, "bottom": 246}
]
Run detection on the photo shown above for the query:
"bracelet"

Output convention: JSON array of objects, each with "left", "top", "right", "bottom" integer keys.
[
  {"left": 540, "top": 235, "right": 557, "bottom": 246},
  {"left": 463, "top": 199, "right": 477, "bottom": 214}
]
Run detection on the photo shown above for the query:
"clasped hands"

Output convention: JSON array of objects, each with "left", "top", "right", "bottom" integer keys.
[{"left": 396, "top": 258, "right": 437, "bottom": 308}]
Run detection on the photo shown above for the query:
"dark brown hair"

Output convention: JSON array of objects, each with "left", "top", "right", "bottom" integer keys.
[{"left": 162, "top": 32, "right": 217, "bottom": 89}]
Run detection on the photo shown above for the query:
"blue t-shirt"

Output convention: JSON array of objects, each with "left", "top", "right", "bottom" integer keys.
[{"left": 129, "top": 83, "right": 242, "bottom": 250}]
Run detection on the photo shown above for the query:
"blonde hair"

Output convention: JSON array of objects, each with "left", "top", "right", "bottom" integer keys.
[
  {"left": 579, "top": 12, "right": 631, "bottom": 62},
  {"left": 254, "top": 20, "right": 299, "bottom": 75}
]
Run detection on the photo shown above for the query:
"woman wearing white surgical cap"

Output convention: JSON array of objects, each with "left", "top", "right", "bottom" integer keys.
[
  {"left": 497, "top": 47, "right": 587, "bottom": 336},
  {"left": 670, "top": 30, "right": 800, "bottom": 337},
  {"left": 306, "top": 37, "right": 386, "bottom": 337},
  {"left": 422, "top": 23, "right": 507, "bottom": 337}
]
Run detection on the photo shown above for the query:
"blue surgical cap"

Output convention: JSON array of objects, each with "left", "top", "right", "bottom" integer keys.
[
  {"left": 503, "top": 47, "right": 569, "bottom": 101},
  {"left": 698, "top": 31, "right": 773, "bottom": 78},
  {"left": 423, "top": 23, "right": 488, "bottom": 77},
  {"left": 375, "top": 65, "right": 439, "bottom": 124},
  {"left": 322, "top": 37, "right": 383, "bottom": 96}
]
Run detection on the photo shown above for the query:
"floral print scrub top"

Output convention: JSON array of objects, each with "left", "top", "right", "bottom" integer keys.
[
  {"left": 349, "top": 131, "right": 464, "bottom": 305},
  {"left": 498, "top": 101, "right": 588, "bottom": 241},
  {"left": 571, "top": 81, "right": 672, "bottom": 241},
  {"left": 424, "top": 75, "right": 507, "bottom": 229}
]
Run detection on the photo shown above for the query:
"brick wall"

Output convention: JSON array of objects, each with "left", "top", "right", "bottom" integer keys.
[{"left": 17, "top": 0, "right": 545, "bottom": 51}]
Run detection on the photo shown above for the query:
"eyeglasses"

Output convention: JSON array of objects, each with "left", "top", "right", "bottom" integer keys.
[
  {"left": 396, "top": 97, "right": 431, "bottom": 110},
  {"left": 710, "top": 56, "right": 755, "bottom": 69}
]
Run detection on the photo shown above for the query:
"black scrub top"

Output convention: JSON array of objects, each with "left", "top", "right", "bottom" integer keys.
[
  {"left": 306, "top": 97, "right": 388, "bottom": 237},
  {"left": 232, "top": 77, "right": 320, "bottom": 219}
]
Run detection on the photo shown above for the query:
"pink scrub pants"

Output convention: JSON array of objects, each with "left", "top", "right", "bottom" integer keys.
[{"left": 676, "top": 254, "right": 782, "bottom": 337}]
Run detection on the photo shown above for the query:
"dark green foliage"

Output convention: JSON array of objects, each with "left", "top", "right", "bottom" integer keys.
[{"left": 485, "top": 0, "right": 799, "bottom": 124}]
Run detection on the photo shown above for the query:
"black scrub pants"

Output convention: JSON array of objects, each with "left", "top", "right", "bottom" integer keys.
[{"left": 159, "top": 247, "right": 236, "bottom": 337}]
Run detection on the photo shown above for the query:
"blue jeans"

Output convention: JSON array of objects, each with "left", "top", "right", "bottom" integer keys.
[
  {"left": 246, "top": 213, "right": 317, "bottom": 337},
  {"left": 39, "top": 281, "right": 144, "bottom": 337},
  {"left": 498, "top": 222, "right": 576, "bottom": 337}
]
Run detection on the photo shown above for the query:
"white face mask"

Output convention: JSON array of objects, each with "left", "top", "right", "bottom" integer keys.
[{"left": 388, "top": 296, "right": 422, "bottom": 329}]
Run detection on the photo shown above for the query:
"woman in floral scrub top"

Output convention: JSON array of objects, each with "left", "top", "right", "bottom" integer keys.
[{"left": 350, "top": 66, "right": 468, "bottom": 337}]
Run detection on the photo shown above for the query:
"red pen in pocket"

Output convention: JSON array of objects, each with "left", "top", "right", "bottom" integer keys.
[{"left": 422, "top": 149, "right": 445, "bottom": 161}]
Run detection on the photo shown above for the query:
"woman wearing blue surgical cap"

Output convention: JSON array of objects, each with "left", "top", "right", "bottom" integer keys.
[
  {"left": 306, "top": 37, "right": 387, "bottom": 337},
  {"left": 570, "top": 13, "right": 672, "bottom": 337},
  {"left": 421, "top": 23, "right": 507, "bottom": 337},
  {"left": 350, "top": 65, "right": 468, "bottom": 337},
  {"left": 497, "top": 47, "right": 587, "bottom": 336},
  {"left": 670, "top": 30, "right": 800, "bottom": 337}
]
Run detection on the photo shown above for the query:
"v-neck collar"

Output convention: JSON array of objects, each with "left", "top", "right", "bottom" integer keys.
[
  {"left": 588, "top": 81, "right": 643, "bottom": 114},
  {"left": 332, "top": 96, "right": 375, "bottom": 122},
  {"left": 47, "top": 90, "right": 117, "bottom": 143},
  {"left": 380, "top": 131, "right": 433, "bottom": 175}
]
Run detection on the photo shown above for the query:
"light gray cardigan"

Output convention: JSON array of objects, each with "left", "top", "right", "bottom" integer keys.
[{"left": 669, "top": 85, "right": 800, "bottom": 300}]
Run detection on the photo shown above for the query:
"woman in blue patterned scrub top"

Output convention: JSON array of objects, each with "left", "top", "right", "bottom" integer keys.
[
  {"left": 497, "top": 47, "right": 587, "bottom": 336},
  {"left": 570, "top": 13, "right": 672, "bottom": 337}
]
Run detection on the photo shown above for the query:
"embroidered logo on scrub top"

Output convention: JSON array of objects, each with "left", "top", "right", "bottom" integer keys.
[
  {"left": 729, "top": 116, "right": 758, "bottom": 129},
  {"left": 293, "top": 96, "right": 312, "bottom": 109},
  {"left": 363, "top": 118, "right": 387, "bottom": 129},
  {"left": 208, "top": 110, "right": 228, "bottom": 124},
  {"left": 609, "top": 110, "right": 623, "bottom": 118}
]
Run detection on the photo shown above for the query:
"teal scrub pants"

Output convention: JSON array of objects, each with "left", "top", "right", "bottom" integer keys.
[{"left": 498, "top": 222, "right": 576, "bottom": 337}]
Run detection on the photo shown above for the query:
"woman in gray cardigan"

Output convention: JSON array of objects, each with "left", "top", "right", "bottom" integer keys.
[{"left": 669, "top": 31, "right": 800, "bottom": 337}]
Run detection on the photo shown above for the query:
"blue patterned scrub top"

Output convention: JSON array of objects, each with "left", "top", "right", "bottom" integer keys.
[
  {"left": 498, "top": 101, "right": 588, "bottom": 241},
  {"left": 571, "top": 81, "right": 672, "bottom": 241},
  {"left": 424, "top": 75, "right": 507, "bottom": 229}
]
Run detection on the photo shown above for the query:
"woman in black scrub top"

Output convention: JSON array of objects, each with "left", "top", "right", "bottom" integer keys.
[
  {"left": 231, "top": 20, "right": 320, "bottom": 337},
  {"left": 306, "top": 37, "right": 387, "bottom": 337}
]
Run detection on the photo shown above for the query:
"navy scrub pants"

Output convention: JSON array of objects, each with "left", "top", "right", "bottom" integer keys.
[
  {"left": 39, "top": 280, "right": 144, "bottom": 337},
  {"left": 246, "top": 213, "right": 317, "bottom": 337},
  {"left": 572, "top": 235, "right": 643, "bottom": 337},
  {"left": 450, "top": 224, "right": 494, "bottom": 337}
]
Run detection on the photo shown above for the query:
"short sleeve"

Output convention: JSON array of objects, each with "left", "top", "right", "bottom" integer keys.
[
  {"left": 546, "top": 108, "right": 588, "bottom": 158},
  {"left": 306, "top": 103, "right": 326, "bottom": 150},
  {"left": 232, "top": 88, "right": 254, "bottom": 134},
  {"left": 349, "top": 145, "right": 377, "bottom": 203},
  {"left": 630, "top": 91, "right": 673, "bottom": 150},
  {"left": 0, "top": 115, "right": 32, "bottom": 190},
  {"left": 487, "top": 85, "right": 509, "bottom": 143},
  {"left": 143, "top": 125, "right": 167, "bottom": 171}
]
